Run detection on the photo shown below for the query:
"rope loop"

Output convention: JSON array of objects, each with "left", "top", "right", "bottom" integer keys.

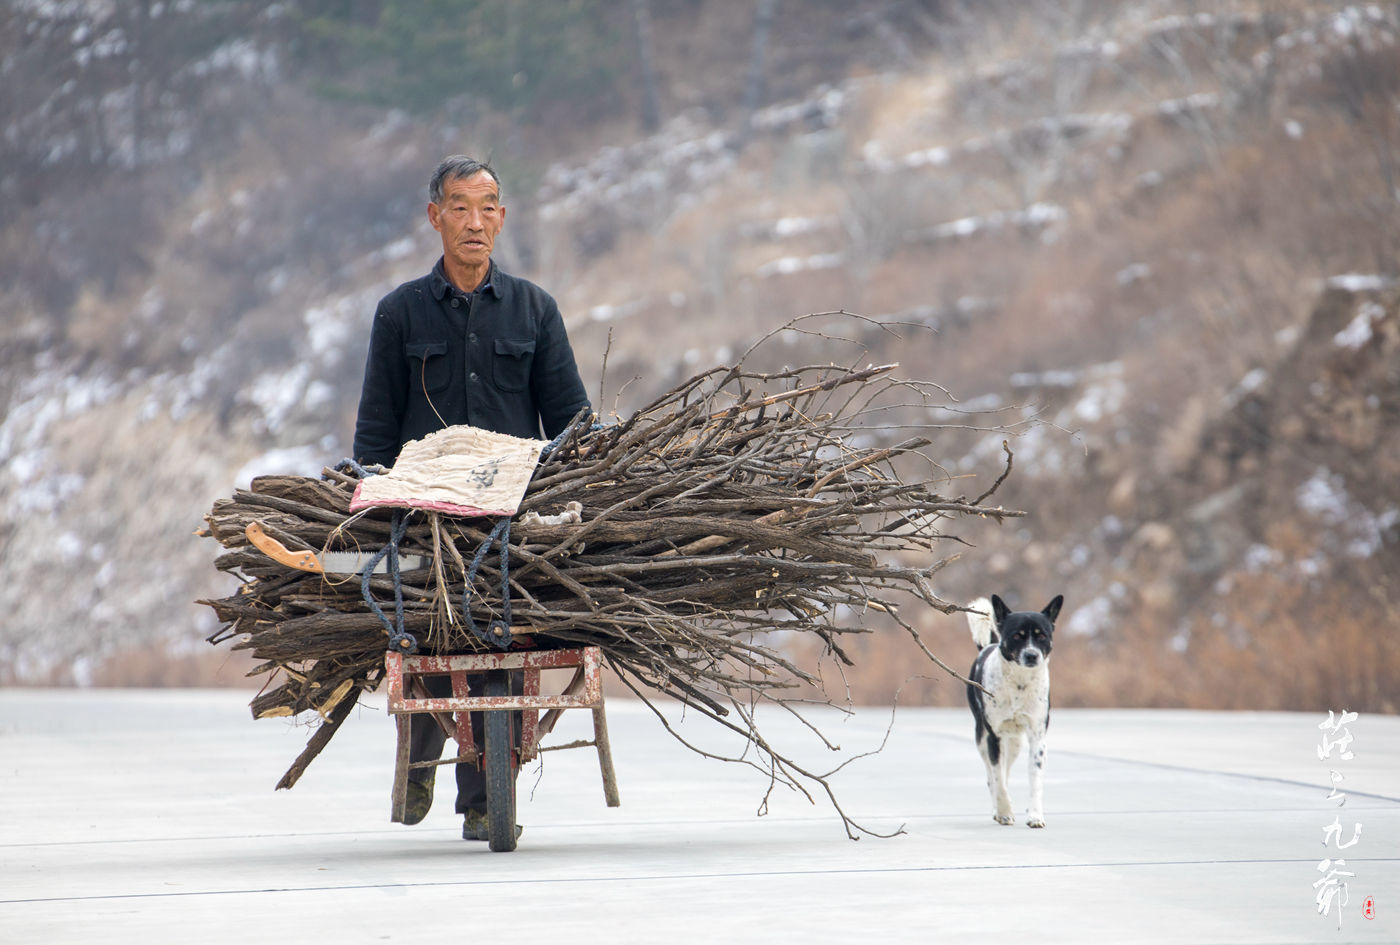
[
  {"left": 463, "top": 517, "right": 515, "bottom": 650},
  {"left": 364, "top": 509, "right": 412, "bottom": 651}
]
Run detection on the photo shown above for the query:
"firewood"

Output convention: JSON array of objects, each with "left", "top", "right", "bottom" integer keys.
[{"left": 198, "top": 337, "right": 1021, "bottom": 837}]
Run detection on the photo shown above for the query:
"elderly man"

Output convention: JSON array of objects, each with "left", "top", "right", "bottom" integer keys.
[{"left": 353, "top": 155, "right": 591, "bottom": 840}]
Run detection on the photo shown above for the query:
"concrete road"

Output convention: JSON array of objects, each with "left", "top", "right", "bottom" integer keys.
[{"left": 2, "top": 689, "right": 1395, "bottom": 944}]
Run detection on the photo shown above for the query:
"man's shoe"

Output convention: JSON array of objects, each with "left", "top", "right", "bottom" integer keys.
[
  {"left": 462, "top": 809, "right": 522, "bottom": 841},
  {"left": 401, "top": 777, "right": 434, "bottom": 826}
]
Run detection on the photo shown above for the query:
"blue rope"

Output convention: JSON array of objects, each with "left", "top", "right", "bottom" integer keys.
[
  {"left": 464, "top": 517, "right": 514, "bottom": 650},
  {"left": 362, "top": 510, "right": 417, "bottom": 654},
  {"left": 334, "top": 457, "right": 380, "bottom": 479},
  {"left": 343, "top": 420, "right": 605, "bottom": 656},
  {"left": 539, "top": 414, "right": 608, "bottom": 460},
  {"left": 334, "top": 459, "right": 414, "bottom": 651}
]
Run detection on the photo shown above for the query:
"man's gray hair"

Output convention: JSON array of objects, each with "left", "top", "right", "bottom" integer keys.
[{"left": 429, "top": 155, "right": 502, "bottom": 204}]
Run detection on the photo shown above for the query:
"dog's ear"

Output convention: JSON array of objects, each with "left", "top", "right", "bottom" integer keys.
[
  {"left": 1042, "top": 595, "right": 1064, "bottom": 624},
  {"left": 991, "top": 594, "right": 1011, "bottom": 626}
]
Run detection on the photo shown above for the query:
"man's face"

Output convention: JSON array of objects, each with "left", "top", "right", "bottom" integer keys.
[{"left": 428, "top": 170, "right": 505, "bottom": 277}]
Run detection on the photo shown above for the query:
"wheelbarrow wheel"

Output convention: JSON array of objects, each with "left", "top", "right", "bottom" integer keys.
[{"left": 483, "top": 669, "right": 518, "bottom": 852}]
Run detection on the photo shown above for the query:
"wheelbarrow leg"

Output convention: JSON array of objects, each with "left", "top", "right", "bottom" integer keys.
[
  {"left": 390, "top": 712, "right": 412, "bottom": 823},
  {"left": 592, "top": 703, "right": 621, "bottom": 808}
]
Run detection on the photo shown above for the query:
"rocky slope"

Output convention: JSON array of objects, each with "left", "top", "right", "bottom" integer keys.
[{"left": 2, "top": 1, "right": 1397, "bottom": 710}]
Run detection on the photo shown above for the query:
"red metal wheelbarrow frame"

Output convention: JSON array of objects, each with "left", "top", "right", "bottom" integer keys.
[{"left": 384, "top": 645, "right": 621, "bottom": 833}]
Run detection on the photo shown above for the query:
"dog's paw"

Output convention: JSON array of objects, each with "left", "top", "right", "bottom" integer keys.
[
  {"left": 993, "top": 812, "right": 1016, "bottom": 825},
  {"left": 1026, "top": 814, "right": 1046, "bottom": 828}
]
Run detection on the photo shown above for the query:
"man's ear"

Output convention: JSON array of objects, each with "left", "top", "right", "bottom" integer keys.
[
  {"left": 991, "top": 594, "right": 1011, "bottom": 627},
  {"left": 1042, "top": 595, "right": 1064, "bottom": 624},
  {"left": 427, "top": 201, "right": 443, "bottom": 233}
]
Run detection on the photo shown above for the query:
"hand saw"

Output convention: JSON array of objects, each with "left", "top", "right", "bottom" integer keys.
[{"left": 244, "top": 521, "right": 428, "bottom": 575}]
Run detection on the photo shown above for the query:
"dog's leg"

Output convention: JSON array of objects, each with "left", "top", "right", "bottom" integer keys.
[
  {"left": 992, "top": 732, "right": 1018, "bottom": 825},
  {"left": 979, "top": 734, "right": 1015, "bottom": 825},
  {"left": 977, "top": 737, "right": 1005, "bottom": 823},
  {"left": 1025, "top": 731, "right": 1046, "bottom": 828}
]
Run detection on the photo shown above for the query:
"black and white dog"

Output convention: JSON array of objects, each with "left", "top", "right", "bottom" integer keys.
[{"left": 965, "top": 594, "right": 1063, "bottom": 828}]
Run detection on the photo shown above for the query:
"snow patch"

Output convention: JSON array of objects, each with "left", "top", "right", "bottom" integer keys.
[
  {"left": 750, "top": 86, "right": 845, "bottom": 133},
  {"left": 1333, "top": 301, "right": 1384, "bottom": 350},
  {"left": 243, "top": 363, "right": 311, "bottom": 435},
  {"left": 188, "top": 37, "right": 278, "bottom": 82},
  {"left": 1224, "top": 367, "right": 1269, "bottom": 408},
  {"left": 586, "top": 297, "right": 648, "bottom": 323},
  {"left": 1115, "top": 263, "right": 1151, "bottom": 286},
  {"left": 900, "top": 146, "right": 950, "bottom": 169},
  {"left": 1063, "top": 595, "right": 1112, "bottom": 637},
  {"left": 772, "top": 215, "right": 839, "bottom": 238},
  {"left": 1169, "top": 625, "right": 1191, "bottom": 654},
  {"left": 915, "top": 203, "right": 1066, "bottom": 245},
  {"left": 1010, "top": 369, "right": 1079, "bottom": 389},
  {"left": 755, "top": 252, "right": 845, "bottom": 279},
  {"left": 8, "top": 469, "right": 85, "bottom": 516},
  {"left": 1157, "top": 92, "right": 1220, "bottom": 117},
  {"left": 1072, "top": 370, "right": 1126, "bottom": 424},
  {"left": 538, "top": 111, "right": 738, "bottom": 223},
  {"left": 367, "top": 236, "right": 417, "bottom": 265},
  {"left": 1242, "top": 543, "right": 1283, "bottom": 573},
  {"left": 1325, "top": 273, "right": 1396, "bottom": 293},
  {"left": 1296, "top": 468, "right": 1398, "bottom": 559}
]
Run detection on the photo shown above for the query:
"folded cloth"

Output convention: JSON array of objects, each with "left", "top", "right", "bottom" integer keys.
[
  {"left": 518, "top": 501, "right": 584, "bottom": 527},
  {"left": 350, "top": 425, "right": 547, "bottom": 517}
]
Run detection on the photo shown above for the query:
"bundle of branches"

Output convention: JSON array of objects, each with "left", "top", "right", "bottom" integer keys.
[{"left": 200, "top": 339, "right": 1020, "bottom": 836}]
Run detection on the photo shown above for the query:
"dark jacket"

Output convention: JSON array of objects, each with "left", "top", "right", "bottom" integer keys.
[{"left": 352, "top": 258, "right": 590, "bottom": 467}]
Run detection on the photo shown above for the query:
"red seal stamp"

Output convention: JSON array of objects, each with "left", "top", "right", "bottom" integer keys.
[{"left": 1363, "top": 895, "right": 1376, "bottom": 920}]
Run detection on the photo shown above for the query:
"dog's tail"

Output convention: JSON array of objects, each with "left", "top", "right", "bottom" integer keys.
[{"left": 966, "top": 598, "right": 998, "bottom": 649}]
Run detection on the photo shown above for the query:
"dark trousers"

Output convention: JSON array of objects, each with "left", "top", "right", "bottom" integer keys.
[{"left": 408, "top": 671, "right": 522, "bottom": 815}]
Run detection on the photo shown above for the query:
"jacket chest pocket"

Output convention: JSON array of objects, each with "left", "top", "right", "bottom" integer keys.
[
  {"left": 492, "top": 338, "right": 534, "bottom": 392},
  {"left": 406, "top": 340, "right": 451, "bottom": 394}
]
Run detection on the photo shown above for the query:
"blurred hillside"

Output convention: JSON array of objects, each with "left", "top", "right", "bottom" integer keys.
[{"left": 2, "top": 0, "right": 1397, "bottom": 712}]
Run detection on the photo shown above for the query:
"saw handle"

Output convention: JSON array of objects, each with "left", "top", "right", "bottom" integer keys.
[{"left": 245, "top": 521, "right": 323, "bottom": 573}]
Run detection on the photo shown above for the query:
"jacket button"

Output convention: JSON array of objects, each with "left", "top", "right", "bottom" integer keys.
[
  {"left": 451, "top": 298, "right": 460, "bottom": 308},
  {"left": 469, "top": 372, "right": 478, "bottom": 382},
  {"left": 469, "top": 333, "right": 477, "bottom": 343}
]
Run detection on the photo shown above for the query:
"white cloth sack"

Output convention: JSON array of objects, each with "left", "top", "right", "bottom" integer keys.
[{"left": 350, "top": 424, "right": 547, "bottom": 517}]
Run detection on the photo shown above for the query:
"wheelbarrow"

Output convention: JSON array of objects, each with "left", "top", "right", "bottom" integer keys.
[{"left": 383, "top": 644, "right": 621, "bottom": 852}]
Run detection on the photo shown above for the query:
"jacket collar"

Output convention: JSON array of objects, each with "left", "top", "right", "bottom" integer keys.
[{"left": 429, "top": 257, "right": 502, "bottom": 301}]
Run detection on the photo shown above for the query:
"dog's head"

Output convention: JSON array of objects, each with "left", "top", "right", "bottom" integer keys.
[{"left": 990, "top": 593, "right": 1063, "bottom": 669}]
